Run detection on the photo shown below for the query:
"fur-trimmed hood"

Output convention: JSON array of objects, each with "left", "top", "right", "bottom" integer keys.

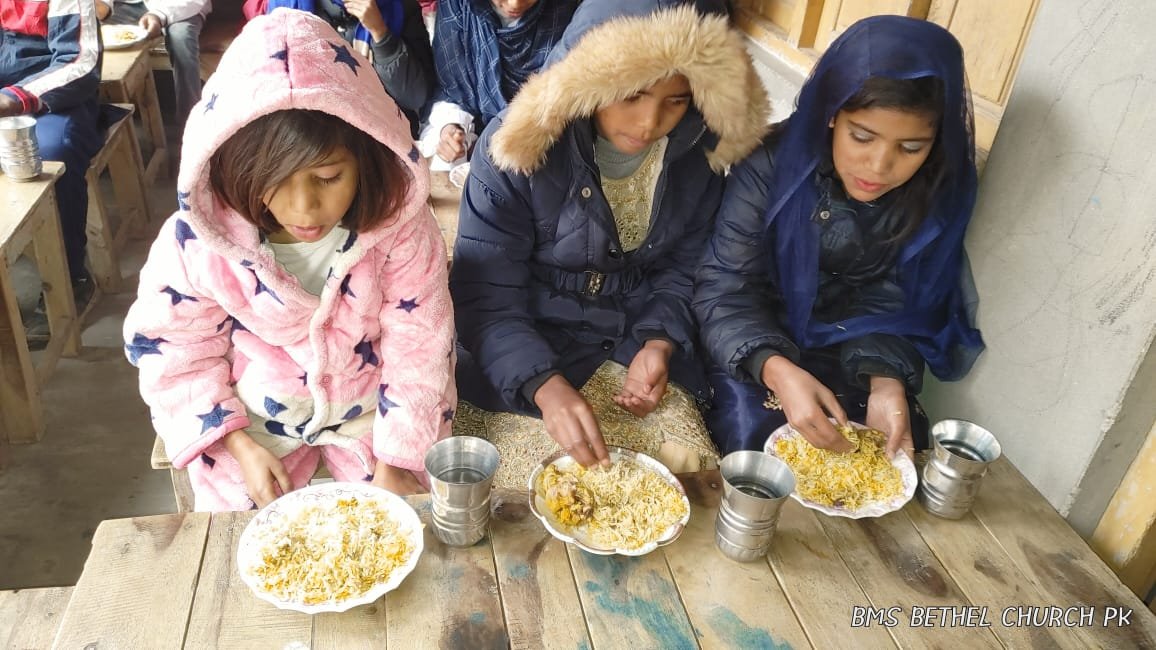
[{"left": 490, "top": 0, "right": 770, "bottom": 174}]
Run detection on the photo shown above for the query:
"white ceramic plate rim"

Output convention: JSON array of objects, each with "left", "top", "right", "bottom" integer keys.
[
  {"left": 235, "top": 482, "right": 424, "bottom": 614},
  {"left": 763, "top": 421, "right": 917, "bottom": 519},
  {"left": 527, "top": 447, "right": 690, "bottom": 556},
  {"left": 101, "top": 25, "right": 149, "bottom": 50}
]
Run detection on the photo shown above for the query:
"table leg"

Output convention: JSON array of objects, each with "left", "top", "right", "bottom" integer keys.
[
  {"left": 139, "top": 68, "right": 169, "bottom": 183},
  {"left": 0, "top": 265, "right": 45, "bottom": 444},
  {"left": 32, "top": 190, "right": 81, "bottom": 361}
]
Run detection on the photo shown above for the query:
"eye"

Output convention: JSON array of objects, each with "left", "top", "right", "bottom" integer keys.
[
  {"left": 667, "top": 96, "right": 690, "bottom": 107},
  {"left": 901, "top": 143, "right": 927, "bottom": 154},
  {"left": 316, "top": 173, "right": 343, "bottom": 185},
  {"left": 850, "top": 130, "right": 872, "bottom": 144}
]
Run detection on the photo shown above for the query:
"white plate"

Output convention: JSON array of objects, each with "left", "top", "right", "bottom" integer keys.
[
  {"left": 236, "top": 482, "right": 423, "bottom": 614},
  {"left": 527, "top": 447, "right": 690, "bottom": 556},
  {"left": 764, "top": 421, "right": 917, "bottom": 519},
  {"left": 101, "top": 25, "right": 149, "bottom": 50}
]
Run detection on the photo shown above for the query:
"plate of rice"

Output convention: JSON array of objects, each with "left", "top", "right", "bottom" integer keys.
[
  {"left": 528, "top": 447, "right": 690, "bottom": 556},
  {"left": 764, "top": 421, "right": 916, "bottom": 519},
  {"left": 101, "top": 25, "right": 149, "bottom": 50},
  {"left": 236, "top": 482, "right": 423, "bottom": 613}
]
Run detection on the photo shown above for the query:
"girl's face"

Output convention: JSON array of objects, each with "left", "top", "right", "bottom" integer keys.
[
  {"left": 263, "top": 146, "right": 359, "bottom": 244},
  {"left": 830, "top": 106, "right": 937, "bottom": 203},
  {"left": 594, "top": 74, "right": 692, "bottom": 156},
  {"left": 490, "top": 0, "right": 538, "bottom": 20}
]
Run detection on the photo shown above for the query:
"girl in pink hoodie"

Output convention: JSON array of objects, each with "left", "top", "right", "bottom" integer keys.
[{"left": 124, "top": 9, "right": 455, "bottom": 511}]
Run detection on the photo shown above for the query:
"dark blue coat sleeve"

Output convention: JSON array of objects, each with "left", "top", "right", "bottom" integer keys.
[
  {"left": 693, "top": 141, "right": 800, "bottom": 383},
  {"left": 449, "top": 124, "right": 561, "bottom": 410}
]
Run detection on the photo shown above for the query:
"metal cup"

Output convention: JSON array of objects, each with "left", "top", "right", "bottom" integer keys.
[
  {"left": 424, "top": 436, "right": 499, "bottom": 547},
  {"left": 918, "top": 419, "right": 1002, "bottom": 519},
  {"left": 715, "top": 451, "right": 795, "bottom": 562},
  {"left": 0, "top": 115, "right": 42, "bottom": 181}
]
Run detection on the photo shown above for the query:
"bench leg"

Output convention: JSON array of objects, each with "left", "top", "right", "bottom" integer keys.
[
  {"left": 109, "top": 117, "right": 155, "bottom": 236},
  {"left": 84, "top": 170, "right": 123, "bottom": 293},
  {"left": 170, "top": 467, "right": 196, "bottom": 513},
  {"left": 0, "top": 266, "right": 45, "bottom": 443}
]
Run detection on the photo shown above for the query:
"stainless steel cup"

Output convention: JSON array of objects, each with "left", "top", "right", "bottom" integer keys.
[
  {"left": 424, "top": 436, "right": 499, "bottom": 547},
  {"left": 715, "top": 451, "right": 795, "bottom": 562},
  {"left": 0, "top": 115, "right": 42, "bottom": 181},
  {"left": 918, "top": 419, "right": 1002, "bottom": 519}
]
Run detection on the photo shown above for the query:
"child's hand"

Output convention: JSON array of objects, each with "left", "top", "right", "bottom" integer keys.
[
  {"left": 437, "top": 125, "right": 467, "bottom": 162},
  {"left": 866, "top": 376, "right": 914, "bottom": 460},
  {"left": 534, "top": 375, "right": 611, "bottom": 468},
  {"left": 372, "top": 461, "right": 426, "bottom": 495},
  {"left": 139, "top": 13, "right": 163, "bottom": 38},
  {"left": 614, "top": 340, "right": 672, "bottom": 418},
  {"left": 223, "top": 430, "right": 291, "bottom": 507},
  {"left": 760, "top": 355, "right": 853, "bottom": 452}
]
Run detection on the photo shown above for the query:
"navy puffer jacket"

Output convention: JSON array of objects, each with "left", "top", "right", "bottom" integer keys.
[{"left": 450, "top": 0, "right": 770, "bottom": 414}]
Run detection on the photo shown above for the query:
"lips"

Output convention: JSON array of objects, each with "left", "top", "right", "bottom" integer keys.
[
  {"left": 853, "top": 177, "right": 885, "bottom": 193},
  {"left": 285, "top": 225, "right": 326, "bottom": 242}
]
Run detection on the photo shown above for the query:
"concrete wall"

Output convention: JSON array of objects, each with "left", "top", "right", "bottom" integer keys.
[{"left": 922, "top": 0, "right": 1156, "bottom": 536}]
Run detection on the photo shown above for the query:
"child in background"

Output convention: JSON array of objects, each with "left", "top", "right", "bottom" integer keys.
[
  {"left": 124, "top": 10, "right": 455, "bottom": 510},
  {"left": 419, "top": 0, "right": 577, "bottom": 169},
  {"left": 695, "top": 15, "right": 984, "bottom": 459},
  {"left": 450, "top": 0, "right": 770, "bottom": 488}
]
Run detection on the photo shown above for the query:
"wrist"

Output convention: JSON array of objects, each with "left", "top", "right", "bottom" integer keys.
[
  {"left": 760, "top": 355, "right": 793, "bottom": 392},
  {"left": 643, "top": 338, "right": 674, "bottom": 359},
  {"left": 869, "top": 375, "right": 905, "bottom": 395},
  {"left": 222, "top": 429, "right": 254, "bottom": 454},
  {"left": 533, "top": 374, "right": 572, "bottom": 410}
]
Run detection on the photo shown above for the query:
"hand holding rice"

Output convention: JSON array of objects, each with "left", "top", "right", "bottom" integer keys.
[{"left": 773, "top": 425, "right": 904, "bottom": 510}]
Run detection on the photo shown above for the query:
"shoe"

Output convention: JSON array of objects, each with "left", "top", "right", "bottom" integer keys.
[{"left": 23, "top": 273, "right": 96, "bottom": 351}]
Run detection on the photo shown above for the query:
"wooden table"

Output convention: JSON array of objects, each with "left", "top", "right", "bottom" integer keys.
[
  {"left": 52, "top": 460, "right": 1156, "bottom": 648},
  {"left": 99, "top": 38, "right": 168, "bottom": 186},
  {"left": 0, "top": 161, "right": 81, "bottom": 444},
  {"left": 429, "top": 170, "right": 461, "bottom": 260}
]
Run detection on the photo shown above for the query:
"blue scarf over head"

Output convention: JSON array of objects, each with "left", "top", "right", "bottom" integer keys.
[
  {"left": 767, "top": 15, "right": 983, "bottom": 380},
  {"left": 266, "top": 0, "right": 404, "bottom": 48},
  {"left": 433, "top": 0, "right": 578, "bottom": 125}
]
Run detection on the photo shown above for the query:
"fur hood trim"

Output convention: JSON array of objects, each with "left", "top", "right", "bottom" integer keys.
[{"left": 491, "top": 5, "right": 770, "bottom": 174}]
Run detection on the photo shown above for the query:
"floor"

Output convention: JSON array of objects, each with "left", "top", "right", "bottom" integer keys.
[{"left": 0, "top": 43, "right": 803, "bottom": 591}]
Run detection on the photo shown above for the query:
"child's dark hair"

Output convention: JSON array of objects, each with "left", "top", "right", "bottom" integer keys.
[
  {"left": 839, "top": 75, "right": 946, "bottom": 241},
  {"left": 209, "top": 110, "right": 410, "bottom": 235}
]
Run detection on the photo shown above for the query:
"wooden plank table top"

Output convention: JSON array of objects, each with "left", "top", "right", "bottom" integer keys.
[{"left": 53, "top": 460, "right": 1156, "bottom": 648}]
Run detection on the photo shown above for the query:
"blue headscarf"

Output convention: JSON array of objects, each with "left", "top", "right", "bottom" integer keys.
[
  {"left": 767, "top": 15, "right": 983, "bottom": 380},
  {"left": 433, "top": 0, "right": 578, "bottom": 125},
  {"left": 266, "top": 0, "right": 404, "bottom": 49}
]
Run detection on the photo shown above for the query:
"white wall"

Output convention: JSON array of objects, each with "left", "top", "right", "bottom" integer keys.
[{"left": 922, "top": 0, "right": 1156, "bottom": 536}]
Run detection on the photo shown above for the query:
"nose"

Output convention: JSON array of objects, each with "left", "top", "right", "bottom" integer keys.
[
  {"left": 637, "top": 102, "right": 661, "bottom": 137},
  {"left": 866, "top": 144, "right": 895, "bottom": 176},
  {"left": 286, "top": 183, "right": 320, "bottom": 215}
]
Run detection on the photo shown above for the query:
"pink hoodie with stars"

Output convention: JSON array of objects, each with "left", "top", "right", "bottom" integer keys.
[{"left": 124, "top": 9, "right": 455, "bottom": 475}]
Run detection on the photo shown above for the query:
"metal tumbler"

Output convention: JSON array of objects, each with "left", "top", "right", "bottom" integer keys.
[
  {"left": 424, "top": 436, "right": 500, "bottom": 547},
  {"left": 918, "top": 419, "right": 1002, "bottom": 519},
  {"left": 715, "top": 451, "right": 795, "bottom": 562},
  {"left": 0, "top": 115, "right": 42, "bottom": 181}
]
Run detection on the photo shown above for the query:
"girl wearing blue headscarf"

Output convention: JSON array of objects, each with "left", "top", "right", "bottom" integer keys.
[
  {"left": 263, "top": 0, "right": 435, "bottom": 135},
  {"left": 694, "top": 15, "right": 984, "bottom": 459}
]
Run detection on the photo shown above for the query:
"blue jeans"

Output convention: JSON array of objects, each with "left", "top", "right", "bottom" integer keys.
[{"left": 35, "top": 99, "right": 103, "bottom": 280}]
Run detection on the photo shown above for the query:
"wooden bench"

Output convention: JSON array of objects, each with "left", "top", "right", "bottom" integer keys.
[
  {"left": 0, "top": 162, "right": 82, "bottom": 444},
  {"left": 100, "top": 39, "right": 169, "bottom": 185},
  {"left": 152, "top": 435, "right": 331, "bottom": 513},
  {"left": 86, "top": 103, "right": 154, "bottom": 293},
  {"left": 0, "top": 586, "right": 74, "bottom": 648}
]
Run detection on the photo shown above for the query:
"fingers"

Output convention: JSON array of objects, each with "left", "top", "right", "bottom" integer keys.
[
  {"left": 885, "top": 423, "right": 915, "bottom": 460},
  {"left": 818, "top": 389, "right": 848, "bottom": 427},
  {"left": 270, "top": 459, "right": 292, "bottom": 497},
  {"left": 578, "top": 409, "right": 611, "bottom": 466}
]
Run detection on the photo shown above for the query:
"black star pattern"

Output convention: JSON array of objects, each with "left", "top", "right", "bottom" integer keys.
[
  {"left": 397, "top": 297, "right": 419, "bottom": 313},
  {"left": 377, "top": 384, "right": 400, "bottom": 416},
  {"left": 201, "top": 453, "right": 216, "bottom": 468},
  {"left": 265, "top": 420, "right": 289, "bottom": 436},
  {"left": 299, "top": 372, "right": 308, "bottom": 386},
  {"left": 174, "top": 218, "right": 197, "bottom": 249},
  {"left": 342, "top": 405, "right": 363, "bottom": 420},
  {"left": 161, "top": 286, "right": 199, "bottom": 306},
  {"left": 250, "top": 269, "right": 284, "bottom": 304},
  {"left": 363, "top": 474, "right": 374, "bottom": 482},
  {"left": 203, "top": 92, "right": 218, "bottom": 113},
  {"left": 176, "top": 190, "right": 190, "bottom": 211},
  {"left": 442, "top": 408, "right": 455, "bottom": 423},
  {"left": 126, "top": 333, "right": 166, "bottom": 365},
  {"left": 354, "top": 338, "right": 380, "bottom": 370},
  {"left": 329, "top": 42, "right": 361, "bottom": 74},
  {"left": 270, "top": 48, "right": 289, "bottom": 71},
  {"left": 231, "top": 319, "right": 249, "bottom": 334},
  {"left": 408, "top": 145, "right": 419, "bottom": 163},
  {"left": 264, "top": 397, "right": 287, "bottom": 417},
  {"left": 197, "top": 403, "right": 234, "bottom": 434},
  {"left": 240, "top": 259, "right": 254, "bottom": 267},
  {"left": 340, "top": 274, "right": 357, "bottom": 298},
  {"left": 339, "top": 230, "right": 357, "bottom": 253}
]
